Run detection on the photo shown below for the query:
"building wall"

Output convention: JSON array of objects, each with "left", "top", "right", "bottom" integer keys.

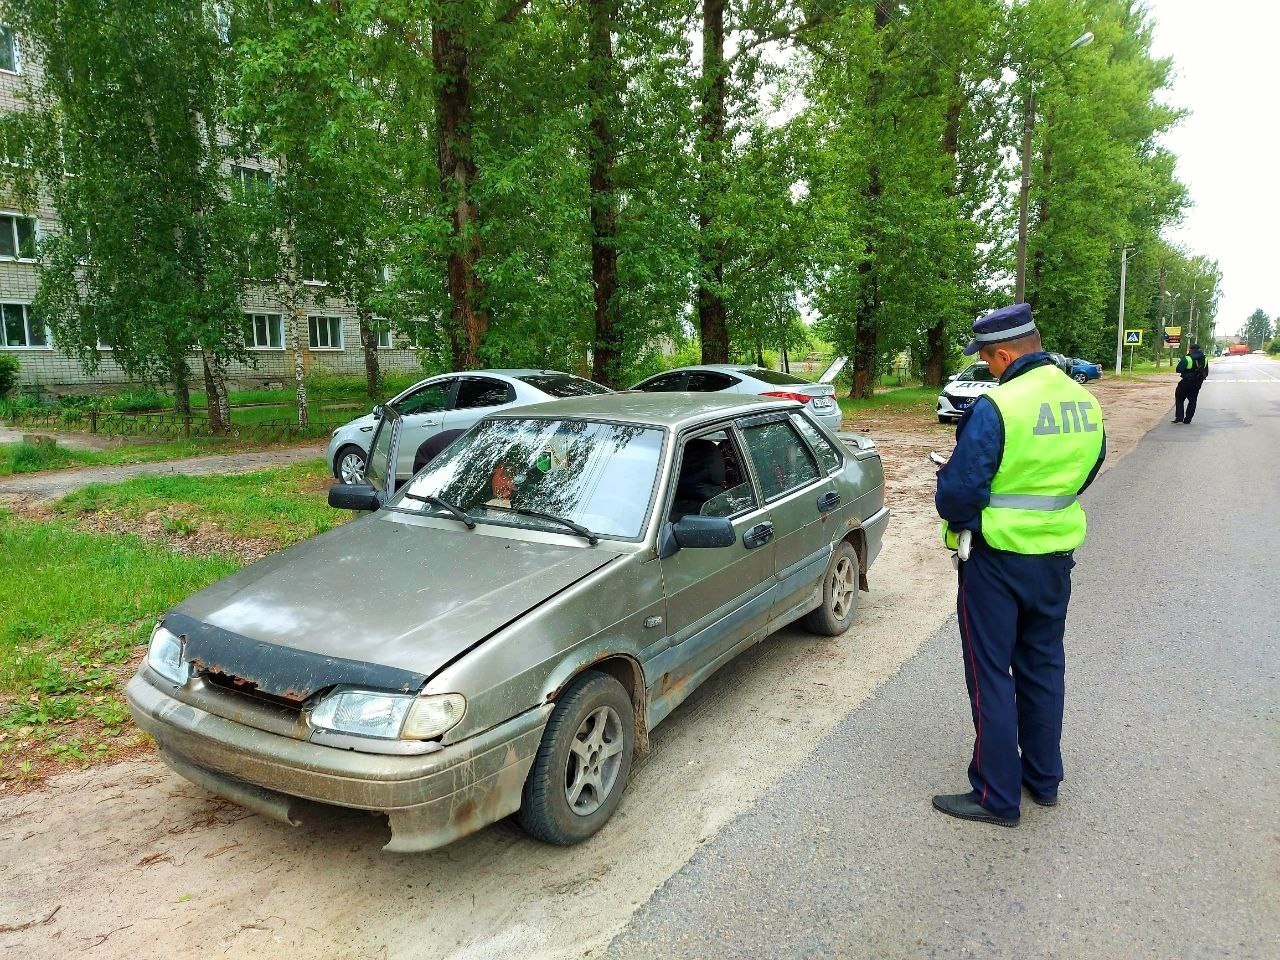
[{"left": 0, "top": 23, "right": 426, "bottom": 394}]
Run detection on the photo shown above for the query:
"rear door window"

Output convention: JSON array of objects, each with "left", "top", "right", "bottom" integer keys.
[
  {"left": 394, "top": 379, "right": 454, "bottom": 415},
  {"left": 684, "top": 371, "right": 739, "bottom": 392},
  {"left": 790, "top": 414, "right": 843, "bottom": 473},
  {"left": 454, "top": 377, "right": 516, "bottom": 410},
  {"left": 740, "top": 419, "right": 821, "bottom": 501},
  {"left": 635, "top": 372, "right": 688, "bottom": 392}
]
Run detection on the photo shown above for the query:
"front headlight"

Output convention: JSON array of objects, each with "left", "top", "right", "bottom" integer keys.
[
  {"left": 147, "top": 624, "right": 188, "bottom": 686},
  {"left": 309, "top": 689, "right": 466, "bottom": 741}
]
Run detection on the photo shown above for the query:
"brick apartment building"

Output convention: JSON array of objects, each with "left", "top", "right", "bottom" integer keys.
[{"left": 0, "top": 21, "right": 425, "bottom": 394}]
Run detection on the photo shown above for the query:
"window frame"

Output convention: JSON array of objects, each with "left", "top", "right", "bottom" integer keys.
[
  {"left": 789, "top": 412, "right": 845, "bottom": 476},
  {"left": 243, "top": 312, "right": 284, "bottom": 351},
  {"left": 230, "top": 164, "right": 273, "bottom": 193},
  {"left": 307, "top": 314, "right": 343, "bottom": 351},
  {"left": 663, "top": 422, "right": 762, "bottom": 524},
  {"left": 0, "top": 25, "right": 22, "bottom": 75},
  {"left": 451, "top": 376, "right": 516, "bottom": 411},
  {"left": 0, "top": 211, "right": 38, "bottom": 262},
  {"left": 0, "top": 302, "right": 50, "bottom": 350}
]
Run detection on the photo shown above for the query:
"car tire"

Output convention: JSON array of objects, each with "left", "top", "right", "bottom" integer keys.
[
  {"left": 518, "top": 670, "right": 635, "bottom": 846},
  {"left": 938, "top": 415, "right": 949, "bottom": 424},
  {"left": 333, "top": 444, "right": 367, "bottom": 484},
  {"left": 803, "top": 540, "right": 860, "bottom": 637},
  {"left": 1072, "top": 372, "right": 1088, "bottom": 384}
]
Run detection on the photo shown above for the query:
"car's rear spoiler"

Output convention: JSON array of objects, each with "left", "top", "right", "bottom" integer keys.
[{"left": 837, "top": 431, "right": 881, "bottom": 461}]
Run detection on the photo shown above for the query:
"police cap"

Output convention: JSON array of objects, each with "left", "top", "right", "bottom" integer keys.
[{"left": 963, "top": 303, "right": 1038, "bottom": 356}]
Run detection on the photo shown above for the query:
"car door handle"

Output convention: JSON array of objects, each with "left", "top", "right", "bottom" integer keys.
[
  {"left": 743, "top": 522, "right": 774, "bottom": 549},
  {"left": 817, "top": 491, "right": 841, "bottom": 512}
]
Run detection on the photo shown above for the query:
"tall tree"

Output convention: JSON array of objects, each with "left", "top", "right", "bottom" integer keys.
[{"left": 2, "top": 0, "right": 246, "bottom": 427}]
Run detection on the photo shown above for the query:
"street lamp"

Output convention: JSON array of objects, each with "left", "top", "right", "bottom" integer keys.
[{"left": 1015, "top": 31, "right": 1094, "bottom": 303}]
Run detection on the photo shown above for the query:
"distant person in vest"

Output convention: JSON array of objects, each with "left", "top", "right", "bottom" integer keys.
[
  {"left": 1173, "top": 344, "right": 1209, "bottom": 424},
  {"left": 932, "top": 303, "right": 1106, "bottom": 827}
]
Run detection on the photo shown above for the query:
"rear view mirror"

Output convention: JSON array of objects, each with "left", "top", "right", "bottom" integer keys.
[
  {"left": 671, "top": 515, "right": 736, "bottom": 549},
  {"left": 328, "top": 483, "right": 381, "bottom": 512}
]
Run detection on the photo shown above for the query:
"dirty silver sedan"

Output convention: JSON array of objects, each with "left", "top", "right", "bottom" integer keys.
[{"left": 127, "top": 393, "right": 889, "bottom": 852}]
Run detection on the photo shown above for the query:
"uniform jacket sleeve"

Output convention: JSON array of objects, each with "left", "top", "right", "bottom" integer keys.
[
  {"left": 1077, "top": 426, "right": 1106, "bottom": 494},
  {"left": 935, "top": 395, "right": 1003, "bottom": 531}
]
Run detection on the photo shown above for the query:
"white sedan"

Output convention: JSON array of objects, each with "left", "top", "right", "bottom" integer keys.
[
  {"left": 936, "top": 361, "right": 999, "bottom": 423},
  {"left": 630, "top": 364, "right": 843, "bottom": 431},
  {"left": 327, "top": 369, "right": 611, "bottom": 483}
]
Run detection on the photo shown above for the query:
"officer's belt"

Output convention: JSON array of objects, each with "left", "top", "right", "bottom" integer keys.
[{"left": 987, "top": 493, "right": 1078, "bottom": 510}]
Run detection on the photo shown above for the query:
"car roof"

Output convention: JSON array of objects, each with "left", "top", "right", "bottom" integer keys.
[
  {"left": 652, "top": 364, "right": 764, "bottom": 373},
  {"left": 490, "top": 391, "right": 796, "bottom": 429}
]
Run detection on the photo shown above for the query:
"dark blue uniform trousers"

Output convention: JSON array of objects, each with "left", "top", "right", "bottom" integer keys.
[{"left": 957, "top": 544, "right": 1074, "bottom": 819}]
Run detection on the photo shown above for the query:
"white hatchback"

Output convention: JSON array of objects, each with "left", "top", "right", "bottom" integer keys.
[
  {"left": 936, "top": 361, "right": 999, "bottom": 423},
  {"left": 327, "top": 370, "right": 612, "bottom": 483}
]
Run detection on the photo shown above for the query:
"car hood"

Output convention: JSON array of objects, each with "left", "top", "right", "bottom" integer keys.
[
  {"left": 944, "top": 380, "right": 998, "bottom": 398},
  {"left": 171, "top": 515, "right": 621, "bottom": 695}
]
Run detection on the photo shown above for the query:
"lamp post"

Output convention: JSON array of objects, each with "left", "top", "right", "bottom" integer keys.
[
  {"left": 1015, "top": 31, "right": 1094, "bottom": 303},
  {"left": 1114, "top": 246, "right": 1130, "bottom": 375}
]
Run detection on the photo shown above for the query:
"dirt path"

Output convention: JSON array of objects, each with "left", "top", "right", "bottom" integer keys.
[
  {"left": 0, "top": 377, "right": 1174, "bottom": 960},
  {"left": 0, "top": 441, "right": 327, "bottom": 501}
]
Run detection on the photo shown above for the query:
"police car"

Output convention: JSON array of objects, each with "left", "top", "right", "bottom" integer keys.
[{"left": 936, "top": 361, "right": 999, "bottom": 423}]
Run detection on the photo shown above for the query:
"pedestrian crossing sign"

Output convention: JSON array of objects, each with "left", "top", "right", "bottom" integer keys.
[{"left": 1124, "top": 330, "right": 1143, "bottom": 345}]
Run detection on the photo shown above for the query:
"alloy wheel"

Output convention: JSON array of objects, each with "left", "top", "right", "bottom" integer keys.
[
  {"left": 339, "top": 451, "right": 366, "bottom": 484},
  {"left": 831, "top": 555, "right": 857, "bottom": 621},
  {"left": 564, "top": 705, "right": 624, "bottom": 816}
]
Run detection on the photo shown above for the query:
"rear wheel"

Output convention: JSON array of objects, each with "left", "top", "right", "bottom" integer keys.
[
  {"left": 803, "top": 541, "right": 860, "bottom": 636},
  {"left": 333, "top": 445, "right": 367, "bottom": 484},
  {"left": 518, "top": 671, "right": 634, "bottom": 845},
  {"left": 938, "top": 415, "right": 949, "bottom": 424},
  {"left": 1072, "top": 372, "right": 1089, "bottom": 384}
]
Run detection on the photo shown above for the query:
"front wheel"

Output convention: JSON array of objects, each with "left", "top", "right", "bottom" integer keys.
[
  {"left": 803, "top": 541, "right": 861, "bottom": 636},
  {"left": 518, "top": 671, "right": 635, "bottom": 846},
  {"left": 1072, "top": 372, "right": 1089, "bottom": 384},
  {"left": 333, "top": 444, "right": 367, "bottom": 484}
]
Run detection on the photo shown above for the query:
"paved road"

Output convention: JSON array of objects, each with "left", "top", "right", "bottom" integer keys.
[
  {"left": 0, "top": 441, "right": 325, "bottom": 500},
  {"left": 609, "top": 354, "right": 1279, "bottom": 959}
]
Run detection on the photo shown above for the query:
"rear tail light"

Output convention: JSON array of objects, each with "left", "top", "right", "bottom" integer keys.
[{"left": 761, "top": 391, "right": 813, "bottom": 404}]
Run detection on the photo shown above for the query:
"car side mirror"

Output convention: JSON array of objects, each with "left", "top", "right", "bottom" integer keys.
[
  {"left": 372, "top": 404, "right": 384, "bottom": 420},
  {"left": 946, "top": 373, "right": 958, "bottom": 382},
  {"left": 328, "top": 483, "right": 381, "bottom": 512},
  {"left": 668, "top": 515, "right": 736, "bottom": 551}
]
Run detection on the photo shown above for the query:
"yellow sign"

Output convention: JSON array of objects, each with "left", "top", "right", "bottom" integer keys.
[
  {"left": 1124, "top": 330, "right": 1143, "bottom": 345},
  {"left": 1165, "top": 326, "right": 1181, "bottom": 337}
]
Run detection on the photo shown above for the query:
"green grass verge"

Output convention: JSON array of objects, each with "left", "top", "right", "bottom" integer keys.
[
  {"left": 54, "top": 460, "right": 344, "bottom": 547},
  {"left": 0, "top": 511, "right": 240, "bottom": 775},
  {"left": 0, "top": 438, "right": 237, "bottom": 477},
  {"left": 837, "top": 386, "right": 941, "bottom": 417}
]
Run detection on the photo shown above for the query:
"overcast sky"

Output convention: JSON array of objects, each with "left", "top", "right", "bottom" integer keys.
[{"left": 1147, "top": 0, "right": 1278, "bottom": 336}]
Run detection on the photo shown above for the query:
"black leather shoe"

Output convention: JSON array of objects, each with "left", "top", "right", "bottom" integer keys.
[
  {"left": 1024, "top": 785, "right": 1058, "bottom": 807},
  {"left": 1171, "top": 418, "right": 1183, "bottom": 423},
  {"left": 931, "top": 793, "right": 1019, "bottom": 827}
]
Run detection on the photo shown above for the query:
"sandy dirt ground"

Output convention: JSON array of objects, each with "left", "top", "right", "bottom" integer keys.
[{"left": 0, "top": 376, "right": 1174, "bottom": 959}]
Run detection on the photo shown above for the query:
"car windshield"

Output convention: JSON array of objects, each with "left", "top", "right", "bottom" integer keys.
[
  {"left": 391, "top": 418, "right": 664, "bottom": 540},
  {"left": 738, "top": 368, "right": 811, "bottom": 386},
  {"left": 517, "top": 374, "right": 611, "bottom": 398},
  {"left": 957, "top": 363, "right": 996, "bottom": 383}
]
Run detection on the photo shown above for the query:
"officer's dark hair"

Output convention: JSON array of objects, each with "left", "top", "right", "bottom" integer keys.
[{"left": 978, "top": 330, "right": 1043, "bottom": 359}]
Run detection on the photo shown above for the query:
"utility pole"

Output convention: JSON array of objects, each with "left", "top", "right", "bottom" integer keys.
[{"left": 1114, "top": 246, "right": 1129, "bottom": 375}]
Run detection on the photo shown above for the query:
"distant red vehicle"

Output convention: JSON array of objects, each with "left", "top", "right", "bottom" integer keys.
[{"left": 1227, "top": 344, "right": 1251, "bottom": 356}]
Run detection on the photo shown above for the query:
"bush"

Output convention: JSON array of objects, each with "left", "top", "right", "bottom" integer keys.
[
  {"left": 0, "top": 353, "right": 18, "bottom": 398},
  {"left": 105, "top": 389, "right": 167, "bottom": 412}
]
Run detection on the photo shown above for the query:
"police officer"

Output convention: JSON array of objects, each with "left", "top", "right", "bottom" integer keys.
[
  {"left": 1172, "top": 343, "right": 1208, "bottom": 424},
  {"left": 932, "top": 304, "right": 1106, "bottom": 827}
]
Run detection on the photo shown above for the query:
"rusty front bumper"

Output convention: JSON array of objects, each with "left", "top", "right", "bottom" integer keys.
[{"left": 126, "top": 670, "right": 551, "bottom": 852}]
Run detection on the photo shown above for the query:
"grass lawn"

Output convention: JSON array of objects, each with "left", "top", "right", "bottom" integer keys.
[
  {"left": 0, "top": 438, "right": 230, "bottom": 477},
  {"left": 0, "top": 512, "right": 240, "bottom": 780},
  {"left": 55, "top": 460, "right": 345, "bottom": 548},
  {"left": 837, "top": 386, "right": 940, "bottom": 419}
]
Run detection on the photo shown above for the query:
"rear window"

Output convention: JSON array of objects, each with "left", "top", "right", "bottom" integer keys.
[
  {"left": 958, "top": 364, "right": 996, "bottom": 383},
  {"left": 518, "top": 374, "right": 611, "bottom": 398},
  {"left": 738, "top": 368, "right": 811, "bottom": 386}
]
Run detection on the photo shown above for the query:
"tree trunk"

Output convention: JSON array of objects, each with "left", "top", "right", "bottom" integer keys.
[
  {"left": 922, "top": 95, "right": 964, "bottom": 389},
  {"left": 696, "top": 0, "right": 729, "bottom": 365},
  {"left": 1028, "top": 108, "right": 1052, "bottom": 313},
  {"left": 356, "top": 304, "right": 382, "bottom": 399},
  {"left": 433, "top": 10, "right": 487, "bottom": 370},
  {"left": 200, "top": 350, "right": 229, "bottom": 434},
  {"left": 172, "top": 357, "right": 191, "bottom": 416},
  {"left": 850, "top": 2, "right": 896, "bottom": 401},
  {"left": 290, "top": 309, "right": 308, "bottom": 428},
  {"left": 588, "top": 0, "right": 622, "bottom": 388}
]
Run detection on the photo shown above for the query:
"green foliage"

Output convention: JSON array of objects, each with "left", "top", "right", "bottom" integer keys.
[
  {"left": 0, "top": 441, "right": 87, "bottom": 475},
  {"left": 0, "top": 354, "right": 19, "bottom": 397},
  {"left": 1242, "top": 309, "right": 1272, "bottom": 349}
]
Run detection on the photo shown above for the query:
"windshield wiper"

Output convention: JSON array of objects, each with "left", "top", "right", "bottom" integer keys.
[
  {"left": 482, "top": 504, "right": 599, "bottom": 545},
  {"left": 402, "top": 492, "right": 476, "bottom": 529}
]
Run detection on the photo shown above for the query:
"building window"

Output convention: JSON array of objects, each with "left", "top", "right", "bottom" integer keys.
[
  {"left": 300, "top": 256, "right": 330, "bottom": 285},
  {"left": 231, "top": 164, "right": 272, "bottom": 192},
  {"left": 0, "top": 26, "right": 20, "bottom": 74},
  {"left": 1, "top": 303, "right": 48, "bottom": 348},
  {"left": 308, "top": 315, "right": 342, "bottom": 350},
  {"left": 0, "top": 213, "right": 37, "bottom": 260},
  {"left": 243, "top": 312, "right": 283, "bottom": 349},
  {"left": 373, "top": 319, "right": 392, "bottom": 349}
]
